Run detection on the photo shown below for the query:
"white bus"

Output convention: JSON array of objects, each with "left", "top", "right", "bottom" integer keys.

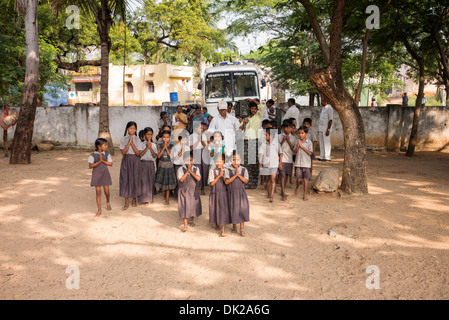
[{"left": 198, "top": 61, "right": 269, "bottom": 117}]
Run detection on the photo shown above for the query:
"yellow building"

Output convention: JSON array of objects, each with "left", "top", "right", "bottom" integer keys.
[{"left": 68, "top": 63, "right": 194, "bottom": 106}]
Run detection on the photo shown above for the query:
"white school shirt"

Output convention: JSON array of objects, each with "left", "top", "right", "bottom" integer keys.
[
  {"left": 262, "top": 106, "right": 279, "bottom": 122},
  {"left": 319, "top": 104, "right": 334, "bottom": 132},
  {"left": 207, "top": 113, "right": 241, "bottom": 150},
  {"left": 307, "top": 130, "right": 318, "bottom": 143},
  {"left": 176, "top": 165, "right": 201, "bottom": 180},
  {"left": 172, "top": 143, "right": 190, "bottom": 166},
  {"left": 284, "top": 105, "right": 300, "bottom": 129},
  {"left": 279, "top": 133, "right": 295, "bottom": 164},
  {"left": 294, "top": 139, "right": 313, "bottom": 168},
  {"left": 259, "top": 139, "right": 281, "bottom": 168},
  {"left": 120, "top": 134, "right": 142, "bottom": 155},
  {"left": 140, "top": 140, "right": 158, "bottom": 161},
  {"left": 88, "top": 151, "right": 112, "bottom": 163},
  {"left": 189, "top": 132, "right": 207, "bottom": 150}
]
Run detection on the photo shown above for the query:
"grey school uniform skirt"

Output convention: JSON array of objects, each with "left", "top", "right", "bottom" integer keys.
[
  {"left": 227, "top": 178, "right": 250, "bottom": 224},
  {"left": 119, "top": 154, "right": 142, "bottom": 198},
  {"left": 91, "top": 164, "right": 112, "bottom": 187},
  {"left": 209, "top": 170, "right": 231, "bottom": 226},
  {"left": 138, "top": 160, "right": 155, "bottom": 203}
]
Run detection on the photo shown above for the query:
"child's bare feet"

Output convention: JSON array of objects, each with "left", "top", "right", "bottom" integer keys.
[
  {"left": 269, "top": 197, "right": 274, "bottom": 203},
  {"left": 95, "top": 210, "right": 102, "bottom": 217},
  {"left": 164, "top": 200, "right": 169, "bottom": 205},
  {"left": 190, "top": 221, "right": 196, "bottom": 227},
  {"left": 107, "top": 202, "right": 112, "bottom": 210},
  {"left": 295, "top": 186, "right": 300, "bottom": 195},
  {"left": 182, "top": 225, "right": 189, "bottom": 232},
  {"left": 282, "top": 194, "right": 288, "bottom": 201},
  {"left": 132, "top": 199, "right": 137, "bottom": 207},
  {"left": 240, "top": 229, "right": 246, "bottom": 237}
]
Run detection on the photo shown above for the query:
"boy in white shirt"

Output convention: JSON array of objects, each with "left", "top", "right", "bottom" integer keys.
[
  {"left": 293, "top": 126, "right": 313, "bottom": 201},
  {"left": 259, "top": 128, "right": 282, "bottom": 203},
  {"left": 278, "top": 123, "right": 296, "bottom": 201}
]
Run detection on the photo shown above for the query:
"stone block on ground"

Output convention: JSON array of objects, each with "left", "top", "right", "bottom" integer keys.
[{"left": 312, "top": 167, "right": 340, "bottom": 192}]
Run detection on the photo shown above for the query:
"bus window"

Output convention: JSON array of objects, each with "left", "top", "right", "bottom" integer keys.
[
  {"left": 233, "top": 72, "right": 259, "bottom": 99},
  {"left": 205, "top": 72, "right": 232, "bottom": 102}
]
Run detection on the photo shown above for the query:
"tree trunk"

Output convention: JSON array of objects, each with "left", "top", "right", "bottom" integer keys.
[
  {"left": 98, "top": 37, "right": 114, "bottom": 155},
  {"left": 310, "top": 69, "right": 368, "bottom": 194},
  {"left": 405, "top": 59, "right": 425, "bottom": 157},
  {"left": 10, "top": 0, "right": 39, "bottom": 164},
  {"left": 308, "top": 92, "right": 315, "bottom": 106},
  {"left": 354, "top": 30, "right": 370, "bottom": 106}
]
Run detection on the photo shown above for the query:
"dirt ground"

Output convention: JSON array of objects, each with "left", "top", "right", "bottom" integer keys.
[{"left": 0, "top": 149, "right": 448, "bottom": 300}]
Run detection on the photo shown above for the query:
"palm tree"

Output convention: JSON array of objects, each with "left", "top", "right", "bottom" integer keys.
[
  {"left": 10, "top": 0, "right": 39, "bottom": 164},
  {"left": 51, "top": 0, "right": 137, "bottom": 155}
]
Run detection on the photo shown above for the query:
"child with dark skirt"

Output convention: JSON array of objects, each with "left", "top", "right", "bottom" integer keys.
[
  {"left": 155, "top": 130, "right": 177, "bottom": 205},
  {"left": 138, "top": 127, "right": 158, "bottom": 206},
  {"left": 208, "top": 152, "right": 231, "bottom": 237},
  {"left": 224, "top": 152, "right": 250, "bottom": 237},
  {"left": 190, "top": 122, "right": 208, "bottom": 195},
  {"left": 88, "top": 138, "right": 113, "bottom": 217},
  {"left": 119, "top": 121, "right": 142, "bottom": 210},
  {"left": 177, "top": 151, "right": 202, "bottom": 232}
]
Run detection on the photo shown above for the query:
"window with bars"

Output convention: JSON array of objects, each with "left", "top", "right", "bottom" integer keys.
[{"left": 148, "top": 81, "right": 155, "bottom": 93}]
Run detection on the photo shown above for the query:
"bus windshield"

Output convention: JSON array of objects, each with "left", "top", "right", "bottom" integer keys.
[
  {"left": 233, "top": 71, "right": 259, "bottom": 99},
  {"left": 205, "top": 71, "right": 259, "bottom": 103},
  {"left": 205, "top": 72, "right": 232, "bottom": 102}
]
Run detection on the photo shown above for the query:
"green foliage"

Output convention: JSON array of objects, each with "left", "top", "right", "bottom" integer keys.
[
  {"left": 130, "top": 0, "right": 235, "bottom": 68},
  {"left": 0, "top": 3, "right": 73, "bottom": 104}
]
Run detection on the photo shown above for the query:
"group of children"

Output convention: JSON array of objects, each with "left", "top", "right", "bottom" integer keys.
[
  {"left": 88, "top": 110, "right": 318, "bottom": 235},
  {"left": 258, "top": 117, "right": 317, "bottom": 202},
  {"left": 88, "top": 121, "right": 249, "bottom": 236}
]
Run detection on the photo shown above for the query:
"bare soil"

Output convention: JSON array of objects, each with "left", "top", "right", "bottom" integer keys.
[{"left": 1, "top": 149, "right": 448, "bottom": 300}]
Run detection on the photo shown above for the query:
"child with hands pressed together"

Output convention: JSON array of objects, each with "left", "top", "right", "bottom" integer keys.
[
  {"left": 138, "top": 127, "right": 158, "bottom": 206},
  {"left": 190, "top": 122, "right": 208, "bottom": 195},
  {"left": 225, "top": 152, "right": 250, "bottom": 237},
  {"left": 155, "top": 130, "right": 177, "bottom": 205},
  {"left": 177, "top": 151, "right": 202, "bottom": 232},
  {"left": 88, "top": 138, "right": 113, "bottom": 217},
  {"left": 259, "top": 128, "right": 282, "bottom": 203},
  {"left": 208, "top": 152, "right": 231, "bottom": 237},
  {"left": 279, "top": 123, "right": 296, "bottom": 201},
  {"left": 293, "top": 125, "right": 313, "bottom": 201},
  {"left": 119, "top": 121, "right": 142, "bottom": 210}
]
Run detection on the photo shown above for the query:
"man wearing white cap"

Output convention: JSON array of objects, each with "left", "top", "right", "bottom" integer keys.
[{"left": 207, "top": 101, "right": 241, "bottom": 155}]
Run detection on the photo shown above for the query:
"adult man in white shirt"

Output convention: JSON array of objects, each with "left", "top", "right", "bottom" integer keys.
[
  {"left": 282, "top": 98, "right": 300, "bottom": 129},
  {"left": 318, "top": 97, "right": 334, "bottom": 161},
  {"left": 207, "top": 101, "right": 241, "bottom": 156}
]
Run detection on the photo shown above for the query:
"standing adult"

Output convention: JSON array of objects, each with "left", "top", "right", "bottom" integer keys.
[
  {"left": 188, "top": 105, "right": 203, "bottom": 133},
  {"left": 172, "top": 105, "right": 188, "bottom": 143},
  {"left": 282, "top": 98, "right": 300, "bottom": 129},
  {"left": 241, "top": 98, "right": 266, "bottom": 189},
  {"left": 402, "top": 93, "right": 408, "bottom": 107},
  {"left": 318, "top": 97, "right": 334, "bottom": 162},
  {"left": 263, "top": 99, "right": 281, "bottom": 132},
  {"left": 207, "top": 101, "right": 241, "bottom": 158}
]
